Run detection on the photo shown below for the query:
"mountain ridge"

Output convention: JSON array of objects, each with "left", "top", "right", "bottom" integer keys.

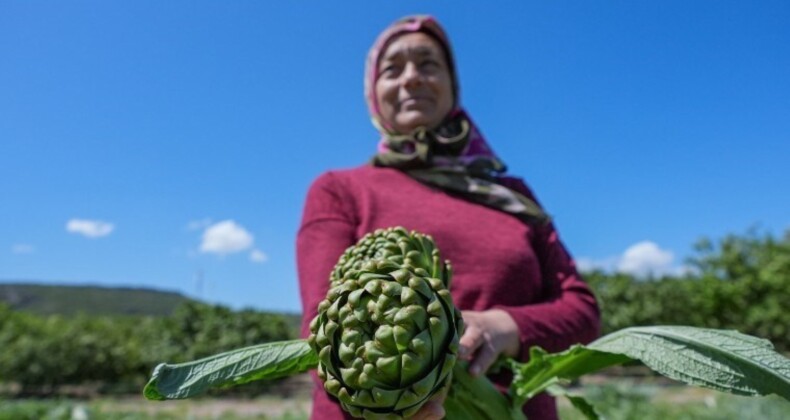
[{"left": 0, "top": 281, "right": 191, "bottom": 316}]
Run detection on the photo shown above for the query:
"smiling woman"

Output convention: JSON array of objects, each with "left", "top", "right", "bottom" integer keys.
[
  {"left": 297, "top": 15, "right": 600, "bottom": 420},
  {"left": 374, "top": 32, "right": 454, "bottom": 134}
]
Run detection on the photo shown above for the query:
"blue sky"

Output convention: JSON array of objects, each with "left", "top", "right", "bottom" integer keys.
[{"left": 2, "top": 2, "right": 788, "bottom": 313}]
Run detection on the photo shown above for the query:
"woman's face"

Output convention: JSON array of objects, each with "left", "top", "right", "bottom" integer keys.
[{"left": 375, "top": 32, "right": 454, "bottom": 134}]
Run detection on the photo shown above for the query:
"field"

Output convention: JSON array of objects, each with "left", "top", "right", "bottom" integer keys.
[
  {"left": 3, "top": 237, "right": 790, "bottom": 420},
  {"left": 3, "top": 376, "right": 789, "bottom": 420}
]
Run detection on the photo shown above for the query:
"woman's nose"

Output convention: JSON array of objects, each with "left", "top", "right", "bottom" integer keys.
[{"left": 401, "top": 62, "right": 423, "bottom": 87}]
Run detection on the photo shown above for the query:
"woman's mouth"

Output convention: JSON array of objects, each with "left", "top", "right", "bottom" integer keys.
[{"left": 401, "top": 97, "right": 432, "bottom": 107}]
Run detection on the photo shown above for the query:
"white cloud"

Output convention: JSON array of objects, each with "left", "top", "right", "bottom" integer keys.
[
  {"left": 617, "top": 241, "right": 674, "bottom": 277},
  {"left": 577, "top": 241, "right": 690, "bottom": 278},
  {"left": 66, "top": 219, "right": 115, "bottom": 238},
  {"left": 11, "top": 244, "right": 35, "bottom": 254},
  {"left": 200, "top": 220, "right": 254, "bottom": 255},
  {"left": 186, "top": 218, "right": 213, "bottom": 231},
  {"left": 250, "top": 249, "right": 268, "bottom": 263}
]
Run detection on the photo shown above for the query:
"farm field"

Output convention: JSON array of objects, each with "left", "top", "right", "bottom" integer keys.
[
  {"left": 3, "top": 231, "right": 789, "bottom": 420},
  {"left": 3, "top": 378, "right": 789, "bottom": 420}
]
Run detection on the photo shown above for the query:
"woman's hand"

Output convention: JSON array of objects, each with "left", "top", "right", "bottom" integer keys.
[
  {"left": 408, "top": 384, "right": 448, "bottom": 420},
  {"left": 459, "top": 309, "right": 521, "bottom": 377},
  {"left": 408, "top": 309, "right": 520, "bottom": 419}
]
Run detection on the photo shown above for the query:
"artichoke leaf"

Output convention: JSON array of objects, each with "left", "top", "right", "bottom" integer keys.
[{"left": 143, "top": 339, "right": 317, "bottom": 401}]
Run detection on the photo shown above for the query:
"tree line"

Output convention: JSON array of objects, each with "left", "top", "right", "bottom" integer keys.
[
  {"left": 1, "top": 229, "right": 787, "bottom": 394},
  {"left": 586, "top": 229, "right": 790, "bottom": 351},
  {"left": 0, "top": 302, "right": 294, "bottom": 394}
]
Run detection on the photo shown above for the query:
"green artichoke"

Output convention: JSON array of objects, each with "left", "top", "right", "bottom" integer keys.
[{"left": 308, "top": 227, "right": 464, "bottom": 419}]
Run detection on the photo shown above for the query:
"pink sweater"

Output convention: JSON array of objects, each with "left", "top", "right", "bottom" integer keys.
[{"left": 297, "top": 165, "right": 600, "bottom": 420}]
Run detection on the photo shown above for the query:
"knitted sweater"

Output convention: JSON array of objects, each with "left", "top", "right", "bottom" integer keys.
[{"left": 297, "top": 164, "right": 600, "bottom": 420}]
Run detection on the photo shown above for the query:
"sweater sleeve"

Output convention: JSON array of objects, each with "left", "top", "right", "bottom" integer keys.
[
  {"left": 494, "top": 179, "right": 601, "bottom": 358},
  {"left": 297, "top": 172, "right": 358, "bottom": 339}
]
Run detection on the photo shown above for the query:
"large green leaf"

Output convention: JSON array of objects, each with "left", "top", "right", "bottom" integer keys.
[
  {"left": 588, "top": 326, "right": 790, "bottom": 400},
  {"left": 508, "top": 326, "right": 790, "bottom": 411},
  {"left": 144, "top": 339, "right": 318, "bottom": 400}
]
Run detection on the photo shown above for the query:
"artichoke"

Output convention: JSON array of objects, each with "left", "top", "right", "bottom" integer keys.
[{"left": 308, "top": 227, "right": 464, "bottom": 419}]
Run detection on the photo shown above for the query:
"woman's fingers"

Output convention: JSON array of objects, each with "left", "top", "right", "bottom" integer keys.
[
  {"left": 410, "top": 399, "right": 445, "bottom": 420},
  {"left": 468, "top": 338, "right": 498, "bottom": 377},
  {"left": 458, "top": 322, "right": 483, "bottom": 360},
  {"left": 459, "top": 309, "right": 522, "bottom": 376},
  {"left": 409, "top": 385, "right": 448, "bottom": 420}
]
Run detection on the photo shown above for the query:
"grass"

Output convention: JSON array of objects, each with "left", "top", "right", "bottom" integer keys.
[
  {"left": 2, "top": 382, "right": 789, "bottom": 419},
  {"left": 0, "top": 396, "right": 310, "bottom": 420},
  {"left": 558, "top": 381, "right": 790, "bottom": 420}
]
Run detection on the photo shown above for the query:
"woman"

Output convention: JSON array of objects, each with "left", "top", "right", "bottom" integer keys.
[{"left": 297, "top": 15, "right": 600, "bottom": 420}]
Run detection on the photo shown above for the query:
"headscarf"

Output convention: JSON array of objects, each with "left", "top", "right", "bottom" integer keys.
[{"left": 366, "top": 15, "right": 549, "bottom": 225}]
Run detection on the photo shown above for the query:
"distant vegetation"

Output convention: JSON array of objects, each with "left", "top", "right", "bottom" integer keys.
[
  {"left": 0, "top": 284, "right": 301, "bottom": 396},
  {"left": 585, "top": 228, "right": 790, "bottom": 352},
  {"left": 0, "top": 228, "right": 787, "bottom": 396},
  {"left": 0, "top": 283, "right": 189, "bottom": 316}
]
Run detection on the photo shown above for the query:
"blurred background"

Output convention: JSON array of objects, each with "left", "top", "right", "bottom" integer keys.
[{"left": 1, "top": 1, "right": 788, "bottom": 419}]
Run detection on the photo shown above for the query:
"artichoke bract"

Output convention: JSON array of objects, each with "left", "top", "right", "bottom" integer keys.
[{"left": 308, "top": 227, "right": 464, "bottom": 419}]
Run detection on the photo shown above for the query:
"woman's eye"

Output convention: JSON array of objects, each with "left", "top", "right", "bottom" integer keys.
[
  {"left": 380, "top": 64, "right": 401, "bottom": 77},
  {"left": 420, "top": 60, "right": 440, "bottom": 70}
]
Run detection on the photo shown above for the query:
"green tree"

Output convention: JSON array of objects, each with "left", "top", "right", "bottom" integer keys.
[{"left": 585, "top": 229, "right": 790, "bottom": 351}]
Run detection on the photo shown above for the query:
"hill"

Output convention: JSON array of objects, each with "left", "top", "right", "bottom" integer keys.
[{"left": 0, "top": 282, "right": 191, "bottom": 316}]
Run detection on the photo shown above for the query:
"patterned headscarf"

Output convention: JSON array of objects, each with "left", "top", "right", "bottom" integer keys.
[{"left": 367, "top": 15, "right": 549, "bottom": 224}]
